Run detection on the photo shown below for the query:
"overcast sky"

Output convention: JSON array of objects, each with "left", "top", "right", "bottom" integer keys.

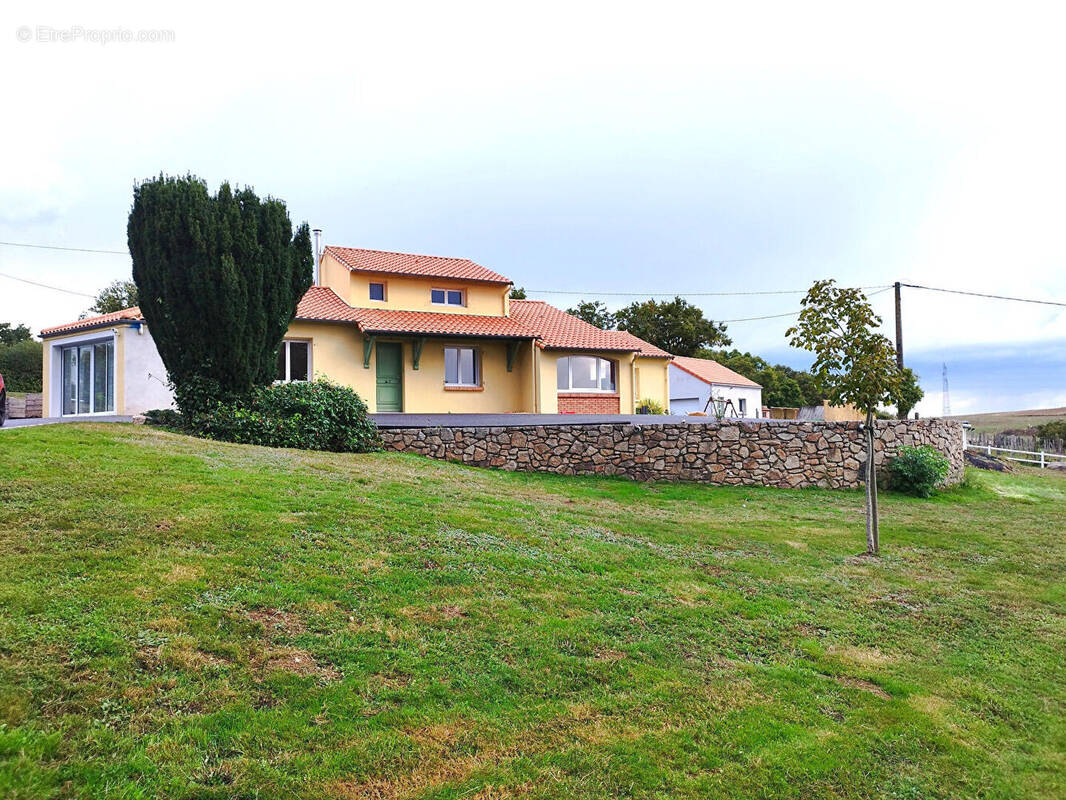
[{"left": 2, "top": 1, "right": 1064, "bottom": 416}]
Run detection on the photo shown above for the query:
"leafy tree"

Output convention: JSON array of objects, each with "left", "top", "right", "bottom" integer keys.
[
  {"left": 508, "top": 286, "right": 528, "bottom": 300},
  {"left": 787, "top": 280, "right": 903, "bottom": 555},
  {"left": 86, "top": 280, "right": 139, "bottom": 316},
  {"left": 893, "top": 367, "right": 924, "bottom": 419},
  {"left": 0, "top": 322, "right": 32, "bottom": 347},
  {"left": 128, "top": 175, "right": 313, "bottom": 415},
  {"left": 566, "top": 300, "right": 616, "bottom": 330},
  {"left": 614, "top": 296, "right": 730, "bottom": 356},
  {"left": 701, "top": 348, "right": 824, "bottom": 408}
]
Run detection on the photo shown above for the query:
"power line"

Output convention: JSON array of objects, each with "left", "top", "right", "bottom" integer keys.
[
  {"left": 0, "top": 240, "right": 128, "bottom": 255},
  {"left": 900, "top": 282, "right": 1066, "bottom": 308},
  {"left": 527, "top": 285, "right": 892, "bottom": 297},
  {"left": 717, "top": 286, "right": 893, "bottom": 323},
  {"left": 0, "top": 271, "right": 96, "bottom": 298}
]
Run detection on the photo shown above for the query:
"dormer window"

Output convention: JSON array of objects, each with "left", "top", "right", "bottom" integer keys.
[
  {"left": 431, "top": 288, "right": 465, "bottom": 307},
  {"left": 369, "top": 282, "right": 386, "bottom": 301}
]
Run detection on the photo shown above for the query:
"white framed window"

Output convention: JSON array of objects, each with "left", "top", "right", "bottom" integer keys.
[
  {"left": 444, "top": 346, "right": 479, "bottom": 387},
  {"left": 431, "top": 288, "right": 465, "bottom": 307},
  {"left": 277, "top": 340, "right": 311, "bottom": 382},
  {"left": 557, "top": 356, "right": 617, "bottom": 392},
  {"left": 738, "top": 398, "right": 747, "bottom": 415},
  {"left": 369, "top": 282, "right": 386, "bottom": 301},
  {"left": 59, "top": 339, "right": 115, "bottom": 415}
]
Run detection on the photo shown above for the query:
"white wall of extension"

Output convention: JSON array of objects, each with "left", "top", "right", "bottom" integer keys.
[
  {"left": 124, "top": 325, "right": 176, "bottom": 414},
  {"left": 47, "top": 325, "right": 175, "bottom": 417},
  {"left": 668, "top": 365, "right": 763, "bottom": 417}
]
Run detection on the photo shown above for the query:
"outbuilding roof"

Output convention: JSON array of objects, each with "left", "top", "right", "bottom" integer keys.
[
  {"left": 40, "top": 307, "right": 145, "bottom": 338},
  {"left": 670, "top": 355, "right": 762, "bottom": 388},
  {"left": 324, "top": 246, "right": 512, "bottom": 286}
]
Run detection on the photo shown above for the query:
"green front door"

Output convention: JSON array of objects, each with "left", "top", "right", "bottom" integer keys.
[{"left": 375, "top": 342, "right": 403, "bottom": 412}]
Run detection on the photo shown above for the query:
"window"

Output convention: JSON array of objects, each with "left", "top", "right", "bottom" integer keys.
[
  {"left": 276, "top": 340, "right": 311, "bottom": 382},
  {"left": 557, "top": 356, "right": 616, "bottom": 392},
  {"left": 60, "top": 339, "right": 114, "bottom": 415},
  {"left": 444, "top": 346, "right": 479, "bottom": 386},
  {"left": 369, "top": 282, "right": 386, "bottom": 301},
  {"left": 432, "top": 288, "right": 465, "bottom": 306},
  {"left": 738, "top": 398, "right": 747, "bottom": 415}
]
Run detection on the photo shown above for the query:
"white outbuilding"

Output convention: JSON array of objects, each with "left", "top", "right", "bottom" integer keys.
[{"left": 668, "top": 356, "right": 763, "bottom": 417}]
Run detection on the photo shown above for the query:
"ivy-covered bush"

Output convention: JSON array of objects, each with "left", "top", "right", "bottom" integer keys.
[
  {"left": 195, "top": 380, "right": 381, "bottom": 453},
  {"left": 887, "top": 445, "right": 950, "bottom": 498},
  {"left": 143, "top": 408, "right": 185, "bottom": 428}
]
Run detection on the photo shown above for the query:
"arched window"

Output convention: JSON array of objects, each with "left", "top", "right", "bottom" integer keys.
[{"left": 557, "top": 356, "right": 617, "bottom": 392}]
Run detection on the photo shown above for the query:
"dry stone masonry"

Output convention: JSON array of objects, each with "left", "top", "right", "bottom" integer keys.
[{"left": 381, "top": 419, "right": 965, "bottom": 489}]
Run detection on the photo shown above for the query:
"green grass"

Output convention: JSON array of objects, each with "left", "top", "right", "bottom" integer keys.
[
  {"left": 950, "top": 407, "right": 1066, "bottom": 434},
  {"left": 1, "top": 425, "right": 1064, "bottom": 799}
]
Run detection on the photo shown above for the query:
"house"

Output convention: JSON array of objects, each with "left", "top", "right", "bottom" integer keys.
[
  {"left": 39, "top": 245, "right": 672, "bottom": 417},
  {"left": 668, "top": 355, "right": 762, "bottom": 417}
]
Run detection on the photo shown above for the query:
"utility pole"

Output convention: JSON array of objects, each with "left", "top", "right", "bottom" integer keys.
[{"left": 894, "top": 281, "right": 903, "bottom": 371}]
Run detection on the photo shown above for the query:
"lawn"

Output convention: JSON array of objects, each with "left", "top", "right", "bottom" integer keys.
[{"left": 1, "top": 425, "right": 1064, "bottom": 799}]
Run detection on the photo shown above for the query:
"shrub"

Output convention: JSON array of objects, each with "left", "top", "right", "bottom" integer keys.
[
  {"left": 1036, "top": 420, "right": 1066, "bottom": 444},
  {"left": 636, "top": 398, "right": 666, "bottom": 415},
  {"left": 0, "top": 340, "right": 43, "bottom": 393},
  {"left": 143, "top": 408, "right": 185, "bottom": 428},
  {"left": 195, "top": 380, "right": 381, "bottom": 453},
  {"left": 888, "top": 445, "right": 950, "bottom": 498}
]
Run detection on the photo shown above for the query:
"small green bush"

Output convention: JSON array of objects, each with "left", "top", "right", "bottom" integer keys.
[
  {"left": 1036, "top": 420, "right": 1066, "bottom": 444},
  {"left": 888, "top": 445, "right": 950, "bottom": 498},
  {"left": 196, "top": 380, "right": 381, "bottom": 453},
  {"left": 144, "top": 408, "right": 185, "bottom": 428},
  {"left": 636, "top": 398, "right": 666, "bottom": 415},
  {"left": 0, "top": 340, "right": 43, "bottom": 393}
]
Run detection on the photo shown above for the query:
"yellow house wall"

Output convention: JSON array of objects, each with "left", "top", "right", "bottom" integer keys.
[
  {"left": 284, "top": 320, "right": 534, "bottom": 413},
  {"left": 634, "top": 356, "right": 671, "bottom": 412},
  {"left": 318, "top": 252, "right": 508, "bottom": 316},
  {"left": 536, "top": 349, "right": 643, "bottom": 414}
]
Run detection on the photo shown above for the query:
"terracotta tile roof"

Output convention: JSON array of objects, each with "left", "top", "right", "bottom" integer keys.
[
  {"left": 296, "top": 287, "right": 534, "bottom": 339},
  {"left": 349, "top": 308, "right": 535, "bottom": 339},
  {"left": 294, "top": 287, "right": 363, "bottom": 323},
  {"left": 670, "top": 355, "right": 762, "bottom": 388},
  {"left": 40, "top": 307, "right": 144, "bottom": 337},
  {"left": 509, "top": 301, "right": 670, "bottom": 356},
  {"left": 609, "top": 330, "right": 672, "bottom": 359},
  {"left": 324, "top": 246, "right": 512, "bottom": 285}
]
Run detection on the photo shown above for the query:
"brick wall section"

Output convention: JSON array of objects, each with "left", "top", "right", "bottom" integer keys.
[
  {"left": 381, "top": 419, "right": 965, "bottom": 489},
  {"left": 557, "top": 393, "right": 621, "bottom": 414}
]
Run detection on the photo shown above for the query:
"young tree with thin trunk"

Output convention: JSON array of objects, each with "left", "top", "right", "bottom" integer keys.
[{"left": 787, "top": 280, "right": 902, "bottom": 555}]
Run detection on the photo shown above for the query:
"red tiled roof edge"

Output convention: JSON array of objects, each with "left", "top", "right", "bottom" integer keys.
[
  {"left": 324, "top": 246, "right": 512, "bottom": 285},
  {"left": 670, "top": 355, "right": 762, "bottom": 389},
  {"left": 40, "top": 307, "right": 145, "bottom": 337}
]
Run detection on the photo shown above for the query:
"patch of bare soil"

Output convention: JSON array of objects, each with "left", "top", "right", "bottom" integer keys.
[
  {"left": 247, "top": 607, "right": 307, "bottom": 636},
  {"left": 834, "top": 675, "right": 892, "bottom": 699}
]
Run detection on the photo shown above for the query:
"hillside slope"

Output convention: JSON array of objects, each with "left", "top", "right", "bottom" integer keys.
[{"left": 1, "top": 425, "right": 1064, "bottom": 799}]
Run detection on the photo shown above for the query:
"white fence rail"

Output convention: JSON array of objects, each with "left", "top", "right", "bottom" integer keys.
[{"left": 966, "top": 441, "right": 1066, "bottom": 468}]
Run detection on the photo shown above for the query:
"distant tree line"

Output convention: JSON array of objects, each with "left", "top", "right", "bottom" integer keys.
[{"left": 563, "top": 296, "right": 922, "bottom": 415}]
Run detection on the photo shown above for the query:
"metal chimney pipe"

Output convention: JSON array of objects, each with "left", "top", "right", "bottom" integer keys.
[{"left": 312, "top": 228, "right": 323, "bottom": 285}]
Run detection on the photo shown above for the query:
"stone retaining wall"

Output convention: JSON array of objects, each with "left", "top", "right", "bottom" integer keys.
[{"left": 381, "top": 419, "right": 965, "bottom": 489}]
